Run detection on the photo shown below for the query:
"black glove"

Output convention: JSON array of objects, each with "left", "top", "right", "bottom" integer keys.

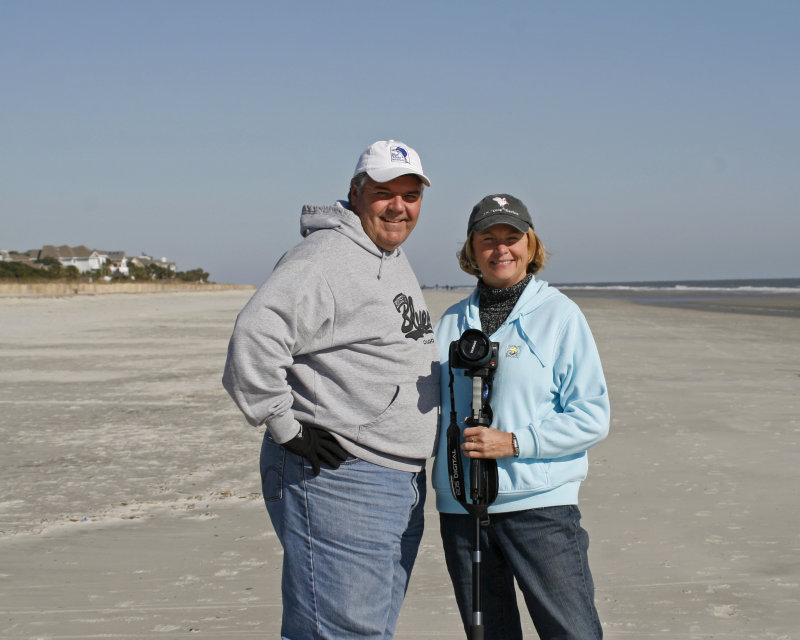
[{"left": 281, "top": 424, "right": 348, "bottom": 476}]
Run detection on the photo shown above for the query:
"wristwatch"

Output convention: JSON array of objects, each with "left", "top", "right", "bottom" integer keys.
[{"left": 511, "top": 434, "right": 520, "bottom": 458}]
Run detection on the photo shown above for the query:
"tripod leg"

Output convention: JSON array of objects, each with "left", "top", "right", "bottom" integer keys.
[{"left": 470, "top": 514, "right": 484, "bottom": 640}]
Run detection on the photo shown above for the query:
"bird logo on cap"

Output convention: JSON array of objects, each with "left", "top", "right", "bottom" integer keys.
[
  {"left": 493, "top": 197, "right": 509, "bottom": 207},
  {"left": 390, "top": 146, "right": 410, "bottom": 163}
]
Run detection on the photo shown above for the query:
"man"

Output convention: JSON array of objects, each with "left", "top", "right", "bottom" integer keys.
[{"left": 223, "top": 140, "right": 439, "bottom": 639}]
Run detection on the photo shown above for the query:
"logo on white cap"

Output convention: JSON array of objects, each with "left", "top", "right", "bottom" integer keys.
[
  {"left": 390, "top": 145, "right": 410, "bottom": 164},
  {"left": 354, "top": 139, "right": 431, "bottom": 186}
]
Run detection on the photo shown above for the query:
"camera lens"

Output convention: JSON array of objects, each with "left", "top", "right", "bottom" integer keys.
[{"left": 456, "top": 329, "right": 491, "bottom": 366}]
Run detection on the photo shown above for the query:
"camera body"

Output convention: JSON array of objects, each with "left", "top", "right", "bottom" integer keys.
[
  {"left": 447, "top": 328, "right": 500, "bottom": 511},
  {"left": 449, "top": 328, "right": 499, "bottom": 376}
]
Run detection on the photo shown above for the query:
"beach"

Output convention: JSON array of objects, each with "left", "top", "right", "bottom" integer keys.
[{"left": 1, "top": 287, "right": 798, "bottom": 639}]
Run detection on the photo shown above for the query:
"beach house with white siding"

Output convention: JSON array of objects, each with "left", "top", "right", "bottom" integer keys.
[{"left": 38, "top": 245, "right": 108, "bottom": 274}]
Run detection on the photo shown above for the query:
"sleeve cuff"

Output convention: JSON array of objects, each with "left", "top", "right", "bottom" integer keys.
[
  {"left": 514, "top": 427, "right": 537, "bottom": 459},
  {"left": 265, "top": 412, "right": 302, "bottom": 444}
]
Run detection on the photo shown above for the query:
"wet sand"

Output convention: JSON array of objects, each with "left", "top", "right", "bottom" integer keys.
[{"left": 1, "top": 287, "right": 798, "bottom": 638}]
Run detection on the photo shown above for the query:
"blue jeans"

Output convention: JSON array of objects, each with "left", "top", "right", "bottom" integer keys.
[
  {"left": 440, "top": 506, "right": 602, "bottom": 640},
  {"left": 261, "top": 433, "right": 425, "bottom": 640}
]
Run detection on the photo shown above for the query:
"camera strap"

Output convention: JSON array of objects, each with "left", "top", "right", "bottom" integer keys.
[{"left": 447, "top": 364, "right": 499, "bottom": 518}]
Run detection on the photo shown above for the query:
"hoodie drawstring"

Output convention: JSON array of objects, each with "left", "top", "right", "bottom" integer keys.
[
  {"left": 515, "top": 319, "right": 547, "bottom": 367},
  {"left": 377, "top": 252, "right": 386, "bottom": 279}
]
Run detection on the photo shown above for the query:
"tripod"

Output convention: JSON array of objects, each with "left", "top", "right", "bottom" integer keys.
[{"left": 447, "top": 365, "right": 498, "bottom": 640}]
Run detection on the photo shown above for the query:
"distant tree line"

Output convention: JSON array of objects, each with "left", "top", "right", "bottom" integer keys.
[{"left": 0, "top": 257, "right": 210, "bottom": 283}]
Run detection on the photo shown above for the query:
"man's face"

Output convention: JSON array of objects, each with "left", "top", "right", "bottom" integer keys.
[{"left": 349, "top": 174, "right": 423, "bottom": 252}]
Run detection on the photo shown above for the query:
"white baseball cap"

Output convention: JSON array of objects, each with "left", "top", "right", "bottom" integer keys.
[{"left": 353, "top": 140, "right": 431, "bottom": 186}]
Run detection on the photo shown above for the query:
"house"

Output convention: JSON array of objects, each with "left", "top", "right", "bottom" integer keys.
[
  {"left": 1, "top": 250, "right": 38, "bottom": 267},
  {"left": 38, "top": 245, "right": 108, "bottom": 274},
  {"left": 2, "top": 246, "right": 179, "bottom": 278},
  {"left": 106, "top": 251, "right": 129, "bottom": 277},
  {"left": 129, "top": 254, "right": 177, "bottom": 273}
]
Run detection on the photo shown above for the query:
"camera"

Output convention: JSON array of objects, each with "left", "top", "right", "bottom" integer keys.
[
  {"left": 446, "top": 328, "right": 500, "bottom": 514},
  {"left": 449, "top": 329, "right": 499, "bottom": 375}
]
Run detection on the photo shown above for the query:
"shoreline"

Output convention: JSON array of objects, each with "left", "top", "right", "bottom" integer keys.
[
  {"left": 564, "top": 287, "right": 800, "bottom": 318},
  {"left": 424, "top": 283, "right": 800, "bottom": 319},
  {"left": 0, "top": 281, "right": 255, "bottom": 297},
  {"left": 4, "top": 280, "right": 798, "bottom": 319}
]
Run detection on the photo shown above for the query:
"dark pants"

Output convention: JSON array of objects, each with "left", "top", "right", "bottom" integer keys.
[{"left": 440, "top": 505, "right": 602, "bottom": 640}]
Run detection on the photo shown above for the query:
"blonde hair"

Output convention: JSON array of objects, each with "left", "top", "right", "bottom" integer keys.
[{"left": 458, "top": 228, "right": 547, "bottom": 277}]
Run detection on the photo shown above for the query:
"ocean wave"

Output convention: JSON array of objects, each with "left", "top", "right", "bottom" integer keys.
[{"left": 558, "top": 278, "right": 800, "bottom": 294}]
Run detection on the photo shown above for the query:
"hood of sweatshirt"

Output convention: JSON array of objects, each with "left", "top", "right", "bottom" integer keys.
[
  {"left": 460, "top": 277, "right": 562, "bottom": 367},
  {"left": 461, "top": 277, "right": 557, "bottom": 330},
  {"left": 300, "top": 201, "right": 401, "bottom": 278}
]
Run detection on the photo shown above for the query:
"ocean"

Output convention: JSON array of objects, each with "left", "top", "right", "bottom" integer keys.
[{"left": 557, "top": 277, "right": 800, "bottom": 318}]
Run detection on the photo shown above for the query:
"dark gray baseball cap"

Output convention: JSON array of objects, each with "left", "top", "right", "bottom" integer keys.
[{"left": 467, "top": 194, "right": 533, "bottom": 234}]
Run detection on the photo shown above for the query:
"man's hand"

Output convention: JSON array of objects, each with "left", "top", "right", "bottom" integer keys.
[{"left": 282, "top": 425, "right": 348, "bottom": 476}]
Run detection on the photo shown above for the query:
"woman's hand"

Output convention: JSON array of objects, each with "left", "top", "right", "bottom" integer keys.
[{"left": 462, "top": 425, "right": 516, "bottom": 459}]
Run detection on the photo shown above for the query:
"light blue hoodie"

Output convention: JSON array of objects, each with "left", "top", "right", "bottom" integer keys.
[{"left": 432, "top": 277, "right": 610, "bottom": 513}]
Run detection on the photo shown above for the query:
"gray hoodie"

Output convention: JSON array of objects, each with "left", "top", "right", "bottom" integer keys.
[{"left": 222, "top": 201, "right": 440, "bottom": 472}]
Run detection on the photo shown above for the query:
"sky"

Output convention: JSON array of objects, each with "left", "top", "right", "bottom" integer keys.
[{"left": 2, "top": 0, "right": 798, "bottom": 287}]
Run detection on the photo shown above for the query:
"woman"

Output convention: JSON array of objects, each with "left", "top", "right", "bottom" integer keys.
[{"left": 432, "top": 194, "right": 610, "bottom": 640}]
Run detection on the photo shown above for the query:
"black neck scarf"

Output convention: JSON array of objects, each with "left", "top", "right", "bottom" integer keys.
[{"left": 478, "top": 274, "right": 532, "bottom": 336}]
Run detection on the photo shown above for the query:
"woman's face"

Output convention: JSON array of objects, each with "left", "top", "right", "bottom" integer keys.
[{"left": 472, "top": 224, "right": 530, "bottom": 288}]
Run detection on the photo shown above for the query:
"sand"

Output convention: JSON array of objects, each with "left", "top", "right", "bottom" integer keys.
[{"left": 1, "top": 288, "right": 798, "bottom": 639}]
